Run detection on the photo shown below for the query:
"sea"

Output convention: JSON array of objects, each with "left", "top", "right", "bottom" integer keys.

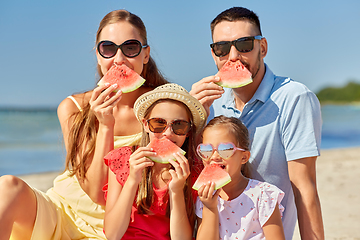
[{"left": 0, "top": 105, "right": 359, "bottom": 176}]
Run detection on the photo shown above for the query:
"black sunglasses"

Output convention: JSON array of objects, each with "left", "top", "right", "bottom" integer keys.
[
  {"left": 210, "top": 35, "right": 263, "bottom": 57},
  {"left": 97, "top": 39, "right": 148, "bottom": 58},
  {"left": 147, "top": 118, "right": 191, "bottom": 136}
]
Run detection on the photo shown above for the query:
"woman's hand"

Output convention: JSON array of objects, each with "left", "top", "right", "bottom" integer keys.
[
  {"left": 198, "top": 182, "right": 220, "bottom": 211},
  {"left": 128, "top": 147, "right": 155, "bottom": 184},
  {"left": 168, "top": 153, "right": 190, "bottom": 194},
  {"left": 89, "top": 83, "right": 122, "bottom": 127}
]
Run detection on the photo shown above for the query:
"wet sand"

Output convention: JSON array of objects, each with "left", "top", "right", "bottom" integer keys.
[{"left": 18, "top": 147, "right": 360, "bottom": 239}]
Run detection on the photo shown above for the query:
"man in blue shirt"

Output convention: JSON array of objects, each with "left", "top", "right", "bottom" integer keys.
[{"left": 191, "top": 7, "right": 324, "bottom": 240}]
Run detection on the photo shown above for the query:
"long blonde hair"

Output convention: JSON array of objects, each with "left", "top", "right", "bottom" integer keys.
[
  {"left": 65, "top": 10, "right": 168, "bottom": 179},
  {"left": 136, "top": 99, "right": 196, "bottom": 228}
]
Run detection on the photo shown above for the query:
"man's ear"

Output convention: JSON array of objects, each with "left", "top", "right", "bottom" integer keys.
[{"left": 260, "top": 37, "right": 268, "bottom": 58}]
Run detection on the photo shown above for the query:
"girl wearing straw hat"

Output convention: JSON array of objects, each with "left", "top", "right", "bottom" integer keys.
[{"left": 104, "top": 83, "right": 207, "bottom": 240}]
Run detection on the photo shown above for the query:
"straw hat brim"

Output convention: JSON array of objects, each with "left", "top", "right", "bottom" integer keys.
[{"left": 134, "top": 83, "right": 207, "bottom": 134}]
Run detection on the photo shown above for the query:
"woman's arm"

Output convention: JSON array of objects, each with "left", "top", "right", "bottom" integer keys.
[
  {"left": 195, "top": 182, "right": 220, "bottom": 240},
  {"left": 57, "top": 95, "right": 86, "bottom": 152},
  {"left": 57, "top": 85, "right": 121, "bottom": 205},
  {"left": 262, "top": 204, "right": 285, "bottom": 240}
]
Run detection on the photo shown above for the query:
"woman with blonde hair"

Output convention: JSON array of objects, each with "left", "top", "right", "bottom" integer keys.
[{"left": 0, "top": 9, "right": 167, "bottom": 240}]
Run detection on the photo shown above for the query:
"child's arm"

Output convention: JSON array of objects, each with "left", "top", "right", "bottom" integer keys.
[
  {"left": 168, "top": 153, "right": 192, "bottom": 240},
  {"left": 196, "top": 182, "right": 221, "bottom": 240},
  {"left": 104, "top": 147, "right": 155, "bottom": 240},
  {"left": 262, "top": 203, "right": 285, "bottom": 240}
]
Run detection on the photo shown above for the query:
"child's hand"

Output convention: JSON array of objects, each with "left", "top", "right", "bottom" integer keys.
[
  {"left": 128, "top": 147, "right": 155, "bottom": 184},
  {"left": 198, "top": 182, "right": 220, "bottom": 211},
  {"left": 168, "top": 152, "right": 190, "bottom": 194}
]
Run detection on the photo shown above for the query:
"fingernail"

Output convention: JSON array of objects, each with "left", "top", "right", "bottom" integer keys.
[
  {"left": 112, "top": 84, "right": 118, "bottom": 88},
  {"left": 105, "top": 83, "right": 110, "bottom": 87}
]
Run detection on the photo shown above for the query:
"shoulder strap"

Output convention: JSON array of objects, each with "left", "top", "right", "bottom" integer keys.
[{"left": 67, "top": 96, "right": 83, "bottom": 112}]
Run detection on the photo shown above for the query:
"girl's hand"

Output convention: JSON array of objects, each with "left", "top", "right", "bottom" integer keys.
[
  {"left": 198, "top": 182, "right": 220, "bottom": 211},
  {"left": 89, "top": 83, "right": 122, "bottom": 126},
  {"left": 128, "top": 147, "right": 155, "bottom": 184},
  {"left": 168, "top": 152, "right": 190, "bottom": 194}
]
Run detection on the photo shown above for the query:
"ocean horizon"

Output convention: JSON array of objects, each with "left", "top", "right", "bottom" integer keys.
[{"left": 1, "top": 104, "right": 359, "bottom": 176}]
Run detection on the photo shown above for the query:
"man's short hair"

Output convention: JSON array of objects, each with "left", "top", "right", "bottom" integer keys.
[{"left": 210, "top": 7, "right": 262, "bottom": 38}]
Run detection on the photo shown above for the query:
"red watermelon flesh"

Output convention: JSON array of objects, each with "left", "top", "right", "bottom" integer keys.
[
  {"left": 147, "top": 138, "right": 186, "bottom": 163},
  {"left": 216, "top": 60, "right": 252, "bottom": 88},
  {"left": 192, "top": 164, "right": 231, "bottom": 190},
  {"left": 97, "top": 64, "right": 146, "bottom": 93}
]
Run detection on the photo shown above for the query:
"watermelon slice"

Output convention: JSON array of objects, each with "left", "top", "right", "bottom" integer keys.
[
  {"left": 215, "top": 60, "right": 252, "bottom": 88},
  {"left": 147, "top": 138, "right": 186, "bottom": 163},
  {"left": 97, "top": 64, "right": 146, "bottom": 93},
  {"left": 192, "top": 164, "right": 231, "bottom": 190}
]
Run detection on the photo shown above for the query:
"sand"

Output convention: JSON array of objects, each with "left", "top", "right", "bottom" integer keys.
[{"left": 18, "top": 147, "right": 360, "bottom": 240}]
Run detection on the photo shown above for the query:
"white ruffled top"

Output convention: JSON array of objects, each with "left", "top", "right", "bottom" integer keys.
[{"left": 196, "top": 179, "right": 285, "bottom": 240}]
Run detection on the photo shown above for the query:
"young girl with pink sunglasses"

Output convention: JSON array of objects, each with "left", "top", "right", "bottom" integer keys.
[{"left": 195, "top": 115, "right": 285, "bottom": 240}]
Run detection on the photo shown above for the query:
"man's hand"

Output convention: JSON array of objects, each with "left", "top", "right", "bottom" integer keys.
[{"left": 190, "top": 76, "right": 224, "bottom": 116}]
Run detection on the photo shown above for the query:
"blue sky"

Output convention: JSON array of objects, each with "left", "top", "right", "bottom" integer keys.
[{"left": 1, "top": 0, "right": 359, "bottom": 107}]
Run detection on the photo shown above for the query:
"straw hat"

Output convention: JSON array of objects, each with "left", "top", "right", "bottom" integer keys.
[{"left": 134, "top": 83, "right": 207, "bottom": 134}]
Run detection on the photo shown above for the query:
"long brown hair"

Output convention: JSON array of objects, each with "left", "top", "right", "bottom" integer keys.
[
  {"left": 65, "top": 10, "right": 168, "bottom": 179},
  {"left": 136, "top": 99, "right": 196, "bottom": 228}
]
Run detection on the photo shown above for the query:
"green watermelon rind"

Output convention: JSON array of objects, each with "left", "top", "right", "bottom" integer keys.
[
  {"left": 192, "top": 165, "right": 232, "bottom": 190},
  {"left": 148, "top": 148, "right": 186, "bottom": 164},
  {"left": 119, "top": 77, "right": 146, "bottom": 93},
  {"left": 215, "top": 77, "right": 253, "bottom": 88}
]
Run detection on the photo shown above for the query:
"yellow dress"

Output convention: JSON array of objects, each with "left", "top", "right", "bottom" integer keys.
[{"left": 26, "top": 133, "right": 141, "bottom": 240}]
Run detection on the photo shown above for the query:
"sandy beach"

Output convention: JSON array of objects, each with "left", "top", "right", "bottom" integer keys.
[{"left": 18, "top": 147, "right": 360, "bottom": 239}]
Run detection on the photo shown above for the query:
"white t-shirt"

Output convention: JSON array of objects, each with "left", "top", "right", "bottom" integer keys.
[{"left": 196, "top": 179, "right": 285, "bottom": 240}]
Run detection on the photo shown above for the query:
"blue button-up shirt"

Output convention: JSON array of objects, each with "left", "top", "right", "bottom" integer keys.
[{"left": 210, "top": 64, "right": 322, "bottom": 240}]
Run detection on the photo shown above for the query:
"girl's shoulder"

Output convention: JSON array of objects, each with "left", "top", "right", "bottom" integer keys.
[
  {"left": 245, "top": 179, "right": 285, "bottom": 226},
  {"left": 243, "top": 179, "right": 285, "bottom": 201}
]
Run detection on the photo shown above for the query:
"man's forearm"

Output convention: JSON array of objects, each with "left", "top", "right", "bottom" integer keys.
[{"left": 292, "top": 179, "right": 324, "bottom": 239}]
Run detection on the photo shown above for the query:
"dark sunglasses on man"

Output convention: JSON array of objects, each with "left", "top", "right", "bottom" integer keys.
[
  {"left": 210, "top": 35, "right": 263, "bottom": 57},
  {"left": 97, "top": 39, "right": 148, "bottom": 59}
]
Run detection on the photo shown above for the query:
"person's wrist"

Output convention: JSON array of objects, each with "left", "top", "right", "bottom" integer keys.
[{"left": 98, "top": 122, "right": 115, "bottom": 131}]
